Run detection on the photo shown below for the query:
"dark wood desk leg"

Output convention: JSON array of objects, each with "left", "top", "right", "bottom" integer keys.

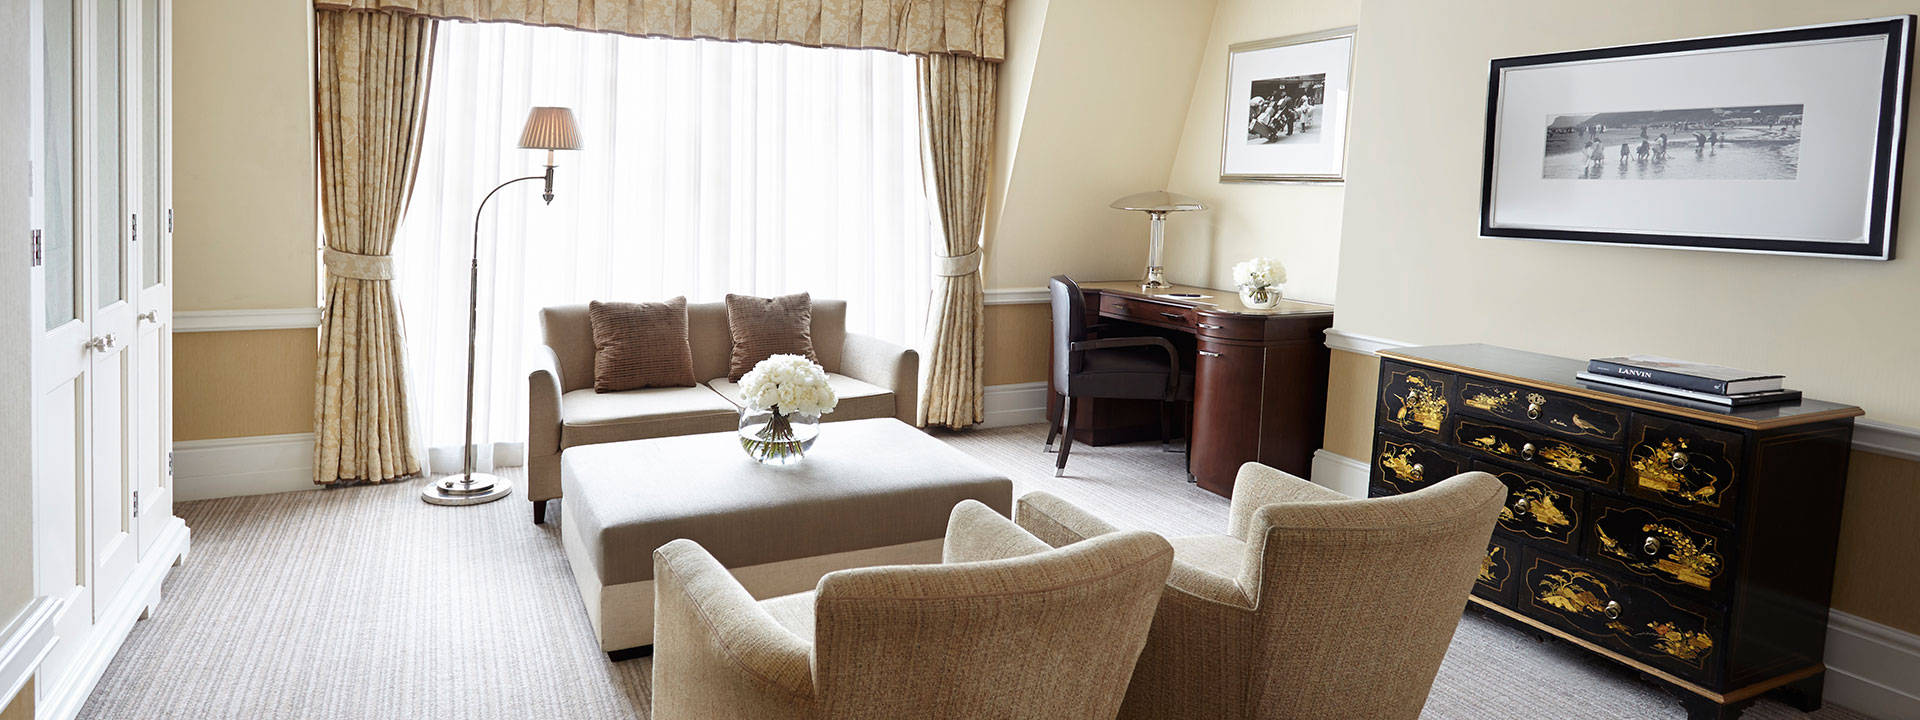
[
  {"left": 1055, "top": 395, "right": 1077, "bottom": 477},
  {"left": 1159, "top": 401, "right": 1174, "bottom": 452}
]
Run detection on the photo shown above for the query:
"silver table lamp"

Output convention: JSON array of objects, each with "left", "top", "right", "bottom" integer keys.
[
  {"left": 1110, "top": 191, "right": 1205, "bottom": 290},
  {"left": 423, "top": 107, "right": 584, "bottom": 507}
]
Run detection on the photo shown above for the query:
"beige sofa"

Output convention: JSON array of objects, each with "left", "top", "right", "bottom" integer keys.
[{"left": 527, "top": 299, "right": 918, "bottom": 523}]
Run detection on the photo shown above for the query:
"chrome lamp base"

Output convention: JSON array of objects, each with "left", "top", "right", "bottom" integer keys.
[{"left": 421, "top": 472, "right": 513, "bottom": 506}]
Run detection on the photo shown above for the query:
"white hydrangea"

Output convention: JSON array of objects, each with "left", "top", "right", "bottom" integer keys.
[
  {"left": 738, "top": 354, "right": 838, "bottom": 417},
  {"left": 1231, "top": 257, "right": 1287, "bottom": 289}
]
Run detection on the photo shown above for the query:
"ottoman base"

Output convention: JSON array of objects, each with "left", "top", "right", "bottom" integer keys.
[{"left": 562, "top": 511, "right": 944, "bottom": 652}]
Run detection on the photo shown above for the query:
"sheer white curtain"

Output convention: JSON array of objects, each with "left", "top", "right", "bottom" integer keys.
[{"left": 396, "top": 21, "right": 936, "bottom": 473}]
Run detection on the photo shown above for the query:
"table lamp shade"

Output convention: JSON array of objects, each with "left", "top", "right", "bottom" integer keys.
[{"left": 518, "top": 107, "right": 583, "bottom": 151}]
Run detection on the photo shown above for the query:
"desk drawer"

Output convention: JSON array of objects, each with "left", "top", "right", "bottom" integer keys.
[
  {"left": 1458, "top": 378, "right": 1626, "bottom": 446},
  {"left": 1371, "top": 433, "right": 1468, "bottom": 495},
  {"left": 1588, "top": 494, "right": 1732, "bottom": 600},
  {"left": 1522, "top": 550, "right": 1722, "bottom": 686},
  {"left": 1379, "top": 363, "right": 1454, "bottom": 441},
  {"left": 1475, "top": 536, "right": 1519, "bottom": 606},
  {"left": 1099, "top": 295, "right": 1196, "bottom": 331},
  {"left": 1480, "top": 462, "right": 1586, "bottom": 553},
  {"left": 1625, "top": 416, "right": 1744, "bottom": 522}
]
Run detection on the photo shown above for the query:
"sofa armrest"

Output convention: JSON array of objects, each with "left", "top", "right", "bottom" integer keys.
[
  {"left": 652, "top": 539, "right": 816, "bottom": 715},
  {"left": 944, "top": 500, "right": 1052, "bottom": 564},
  {"left": 1014, "top": 492, "right": 1121, "bottom": 549},
  {"left": 1227, "top": 462, "right": 1350, "bottom": 542},
  {"left": 529, "top": 345, "right": 564, "bottom": 460},
  {"left": 840, "top": 333, "right": 919, "bottom": 426}
]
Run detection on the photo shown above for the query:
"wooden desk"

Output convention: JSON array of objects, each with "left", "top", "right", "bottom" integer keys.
[{"left": 1050, "top": 281, "right": 1334, "bottom": 497}]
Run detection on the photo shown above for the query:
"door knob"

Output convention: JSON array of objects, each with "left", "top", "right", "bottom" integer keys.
[
  {"left": 138, "top": 311, "right": 159, "bottom": 323},
  {"left": 85, "top": 334, "right": 115, "bottom": 352}
]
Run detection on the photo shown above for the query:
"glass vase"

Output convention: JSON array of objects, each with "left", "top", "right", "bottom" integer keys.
[
  {"left": 738, "top": 407, "right": 821, "bottom": 465},
  {"left": 1239, "top": 284, "right": 1283, "bottom": 309}
]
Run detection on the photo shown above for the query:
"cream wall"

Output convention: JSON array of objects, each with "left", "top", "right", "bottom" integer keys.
[
  {"left": 983, "top": 0, "right": 1217, "bottom": 291},
  {"left": 171, "top": 0, "right": 318, "bottom": 442},
  {"left": 1327, "top": 0, "right": 1920, "bottom": 634},
  {"left": 1160, "top": 0, "right": 1359, "bottom": 303}
]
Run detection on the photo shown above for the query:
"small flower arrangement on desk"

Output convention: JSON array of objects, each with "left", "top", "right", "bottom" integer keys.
[
  {"left": 736, "top": 354, "right": 838, "bottom": 465},
  {"left": 1232, "top": 257, "right": 1287, "bottom": 310}
]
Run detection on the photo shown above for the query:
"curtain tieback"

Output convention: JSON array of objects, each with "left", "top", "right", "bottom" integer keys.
[
  {"left": 323, "top": 248, "right": 395, "bottom": 280},
  {"left": 935, "top": 249, "right": 983, "bottom": 277}
]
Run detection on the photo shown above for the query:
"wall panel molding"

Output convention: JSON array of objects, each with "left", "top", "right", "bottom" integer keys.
[
  {"left": 1322, "top": 328, "right": 1920, "bottom": 460},
  {"left": 984, "top": 288, "right": 1049, "bottom": 305},
  {"left": 981, "top": 381, "right": 1050, "bottom": 428},
  {"left": 173, "top": 308, "right": 322, "bottom": 333},
  {"left": 0, "top": 597, "right": 61, "bottom": 712}
]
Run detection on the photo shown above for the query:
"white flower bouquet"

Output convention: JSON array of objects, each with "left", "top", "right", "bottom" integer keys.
[
  {"left": 736, "top": 355, "right": 837, "bottom": 463},
  {"left": 1231, "top": 257, "right": 1287, "bottom": 309}
]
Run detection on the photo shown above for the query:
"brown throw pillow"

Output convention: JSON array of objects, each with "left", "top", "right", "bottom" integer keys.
[
  {"left": 587, "top": 298, "right": 697, "bottom": 392},
  {"left": 725, "top": 292, "right": 817, "bottom": 381}
]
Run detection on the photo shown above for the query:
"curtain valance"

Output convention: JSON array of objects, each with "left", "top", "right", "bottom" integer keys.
[{"left": 312, "top": 0, "right": 1007, "bottom": 61}]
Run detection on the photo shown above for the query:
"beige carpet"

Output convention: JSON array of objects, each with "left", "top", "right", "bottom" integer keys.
[{"left": 78, "top": 423, "right": 1872, "bottom": 719}]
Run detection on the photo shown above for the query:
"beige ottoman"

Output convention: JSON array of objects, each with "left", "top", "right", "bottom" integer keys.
[{"left": 560, "top": 417, "right": 1013, "bottom": 654}]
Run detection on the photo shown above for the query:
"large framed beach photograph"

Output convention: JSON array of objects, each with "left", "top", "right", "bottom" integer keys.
[
  {"left": 1221, "top": 27, "right": 1356, "bottom": 183},
  {"left": 1480, "top": 16, "right": 1914, "bottom": 260}
]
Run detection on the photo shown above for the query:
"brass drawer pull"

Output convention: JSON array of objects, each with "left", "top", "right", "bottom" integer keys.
[
  {"left": 1197, "top": 351, "right": 1223, "bottom": 358},
  {"left": 1669, "top": 452, "right": 1689, "bottom": 470},
  {"left": 1603, "top": 600, "right": 1623, "bottom": 620},
  {"left": 1526, "top": 403, "right": 1543, "bottom": 420},
  {"left": 1196, "top": 322, "right": 1223, "bottom": 329},
  {"left": 1511, "top": 498, "right": 1531, "bottom": 516},
  {"left": 1410, "top": 463, "right": 1425, "bottom": 481},
  {"left": 1644, "top": 536, "right": 1663, "bottom": 555},
  {"left": 1520, "top": 443, "right": 1536, "bottom": 461},
  {"left": 1158, "top": 312, "right": 1185, "bottom": 321}
]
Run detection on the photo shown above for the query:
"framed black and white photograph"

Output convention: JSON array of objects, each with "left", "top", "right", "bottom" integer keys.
[
  {"left": 1221, "top": 27, "right": 1356, "bottom": 183},
  {"left": 1481, "top": 16, "right": 1914, "bottom": 260}
]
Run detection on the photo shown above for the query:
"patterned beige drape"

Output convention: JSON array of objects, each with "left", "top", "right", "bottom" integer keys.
[
  {"left": 312, "top": 0, "right": 1007, "bottom": 61},
  {"left": 312, "top": 10, "right": 436, "bottom": 484},
  {"left": 917, "top": 53, "right": 996, "bottom": 429}
]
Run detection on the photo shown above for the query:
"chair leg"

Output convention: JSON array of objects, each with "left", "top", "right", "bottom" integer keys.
[
  {"left": 532, "top": 499, "right": 548, "bottom": 525},
  {"left": 1055, "top": 396, "right": 1076, "bottom": 477},
  {"left": 1159, "top": 401, "right": 1174, "bottom": 452},
  {"left": 1044, "top": 394, "right": 1061, "bottom": 452}
]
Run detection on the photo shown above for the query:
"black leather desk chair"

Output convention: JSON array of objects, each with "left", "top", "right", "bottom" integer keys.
[{"left": 1046, "top": 275, "right": 1194, "bottom": 477}]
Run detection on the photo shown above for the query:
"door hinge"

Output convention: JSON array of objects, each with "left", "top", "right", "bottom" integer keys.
[
  {"left": 167, "top": 208, "right": 173, "bottom": 233},
  {"left": 132, "top": 490, "right": 141, "bottom": 518},
  {"left": 168, "top": 451, "right": 174, "bottom": 476},
  {"left": 31, "top": 229, "right": 42, "bottom": 267},
  {"left": 131, "top": 213, "right": 138, "bottom": 243}
]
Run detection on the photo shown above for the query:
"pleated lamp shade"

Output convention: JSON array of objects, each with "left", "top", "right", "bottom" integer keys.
[{"left": 517, "top": 107, "right": 583, "bottom": 151}]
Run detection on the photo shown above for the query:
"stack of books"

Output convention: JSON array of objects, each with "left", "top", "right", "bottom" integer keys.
[{"left": 1579, "top": 355, "right": 1799, "bottom": 408}]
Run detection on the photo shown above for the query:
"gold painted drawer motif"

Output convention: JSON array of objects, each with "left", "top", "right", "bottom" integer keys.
[
  {"left": 1626, "top": 416, "right": 1743, "bottom": 521},
  {"left": 1475, "top": 538, "right": 1517, "bottom": 605},
  {"left": 1589, "top": 497, "right": 1728, "bottom": 595},
  {"left": 1379, "top": 364, "right": 1452, "bottom": 439},
  {"left": 1522, "top": 552, "right": 1721, "bottom": 683},
  {"left": 1371, "top": 433, "right": 1466, "bottom": 495},
  {"left": 1459, "top": 379, "right": 1626, "bottom": 445},
  {"left": 1483, "top": 464, "right": 1584, "bottom": 551},
  {"left": 1454, "top": 419, "right": 1619, "bottom": 487}
]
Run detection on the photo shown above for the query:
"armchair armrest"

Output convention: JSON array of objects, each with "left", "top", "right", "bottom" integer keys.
[
  {"left": 1068, "top": 336, "right": 1181, "bottom": 397},
  {"left": 944, "top": 500, "right": 1052, "bottom": 564},
  {"left": 1014, "top": 492, "right": 1121, "bottom": 549},
  {"left": 840, "top": 333, "right": 919, "bottom": 426},
  {"left": 1227, "top": 462, "right": 1351, "bottom": 541},
  {"left": 528, "top": 345, "right": 564, "bottom": 459},
  {"left": 652, "top": 539, "right": 816, "bottom": 713}
]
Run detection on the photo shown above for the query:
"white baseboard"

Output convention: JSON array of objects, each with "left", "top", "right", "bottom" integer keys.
[
  {"left": 1826, "top": 609, "right": 1920, "bottom": 719},
  {"left": 1309, "top": 449, "right": 1369, "bottom": 498},
  {"left": 0, "top": 597, "right": 62, "bottom": 710},
  {"left": 981, "top": 381, "right": 1049, "bottom": 428},
  {"left": 173, "top": 433, "right": 317, "bottom": 501},
  {"left": 36, "top": 519, "right": 189, "bottom": 720}
]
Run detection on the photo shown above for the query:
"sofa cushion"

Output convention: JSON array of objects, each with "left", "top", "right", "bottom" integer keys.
[
  {"left": 725, "top": 292, "right": 817, "bottom": 381},
  {"left": 543, "top": 302, "right": 734, "bottom": 394},
  {"left": 559, "top": 386, "right": 741, "bottom": 449},
  {"left": 588, "top": 298, "right": 696, "bottom": 392},
  {"left": 705, "top": 374, "right": 896, "bottom": 422},
  {"left": 760, "top": 591, "right": 818, "bottom": 641}
]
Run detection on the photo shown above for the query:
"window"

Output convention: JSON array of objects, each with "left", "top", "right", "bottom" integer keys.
[{"left": 395, "top": 21, "right": 936, "bottom": 468}]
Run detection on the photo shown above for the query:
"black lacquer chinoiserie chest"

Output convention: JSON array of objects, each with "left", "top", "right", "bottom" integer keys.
[{"left": 1369, "top": 344, "right": 1860, "bottom": 720}]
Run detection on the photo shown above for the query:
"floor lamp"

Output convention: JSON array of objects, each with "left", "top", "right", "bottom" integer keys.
[{"left": 423, "top": 107, "right": 584, "bottom": 507}]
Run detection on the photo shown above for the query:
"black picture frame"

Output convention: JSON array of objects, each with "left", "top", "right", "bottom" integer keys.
[{"left": 1480, "top": 16, "right": 1915, "bottom": 260}]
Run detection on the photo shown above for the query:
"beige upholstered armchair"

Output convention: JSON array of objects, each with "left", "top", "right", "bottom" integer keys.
[
  {"left": 527, "top": 299, "right": 917, "bottom": 523},
  {"left": 650, "top": 500, "right": 1175, "bottom": 720},
  {"left": 1016, "top": 463, "right": 1506, "bottom": 720}
]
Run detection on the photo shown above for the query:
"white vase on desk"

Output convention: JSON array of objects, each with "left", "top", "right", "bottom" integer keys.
[{"left": 1239, "top": 284, "right": 1283, "bottom": 309}]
